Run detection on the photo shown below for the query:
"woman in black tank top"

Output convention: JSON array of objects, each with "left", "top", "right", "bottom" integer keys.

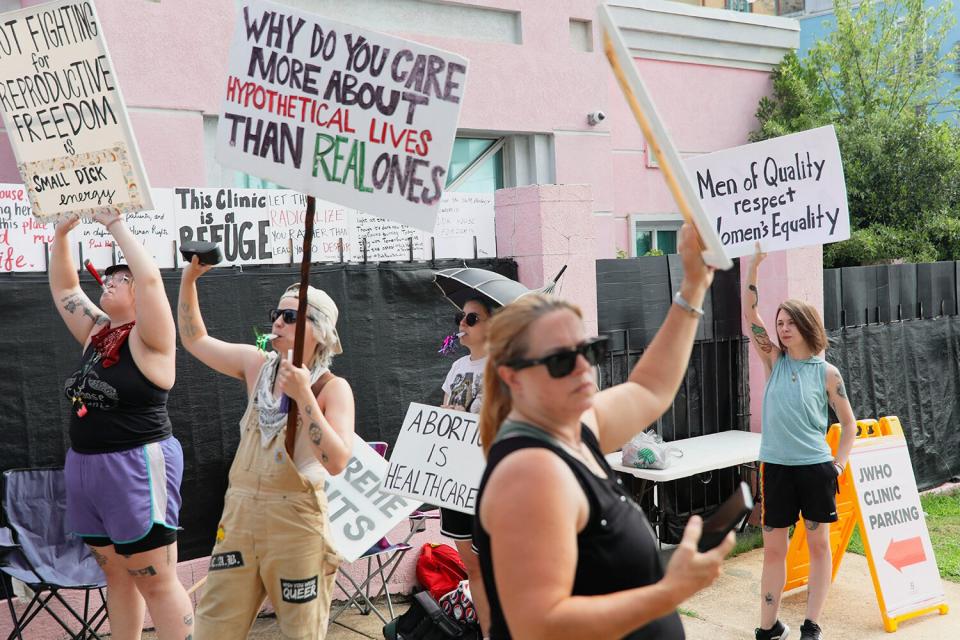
[{"left": 473, "top": 225, "right": 734, "bottom": 640}]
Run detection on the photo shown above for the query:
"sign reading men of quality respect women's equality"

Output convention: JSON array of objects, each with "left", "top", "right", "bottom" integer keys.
[
  {"left": 683, "top": 126, "right": 850, "bottom": 258},
  {"left": 216, "top": 1, "right": 468, "bottom": 232},
  {"left": 382, "top": 403, "right": 486, "bottom": 515},
  {"left": 0, "top": 0, "right": 152, "bottom": 221}
]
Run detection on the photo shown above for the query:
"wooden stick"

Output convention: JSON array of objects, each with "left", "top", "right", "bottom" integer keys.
[
  {"left": 284, "top": 195, "right": 316, "bottom": 457},
  {"left": 186, "top": 575, "right": 207, "bottom": 597}
]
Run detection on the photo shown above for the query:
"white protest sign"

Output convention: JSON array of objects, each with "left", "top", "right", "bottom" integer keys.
[
  {"left": 850, "top": 436, "right": 945, "bottom": 619},
  {"left": 324, "top": 434, "right": 416, "bottom": 562},
  {"left": 683, "top": 126, "right": 849, "bottom": 258},
  {"left": 216, "top": 1, "right": 469, "bottom": 232},
  {"left": 268, "top": 194, "right": 353, "bottom": 264},
  {"left": 351, "top": 212, "right": 425, "bottom": 261},
  {"left": 77, "top": 188, "right": 177, "bottom": 269},
  {"left": 173, "top": 188, "right": 274, "bottom": 266},
  {"left": 382, "top": 403, "right": 485, "bottom": 514},
  {"left": 0, "top": 183, "right": 50, "bottom": 271},
  {"left": 0, "top": 0, "right": 152, "bottom": 221},
  {"left": 428, "top": 192, "right": 495, "bottom": 259}
]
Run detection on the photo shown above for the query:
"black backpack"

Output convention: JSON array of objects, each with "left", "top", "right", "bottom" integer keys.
[{"left": 383, "top": 591, "right": 481, "bottom": 640}]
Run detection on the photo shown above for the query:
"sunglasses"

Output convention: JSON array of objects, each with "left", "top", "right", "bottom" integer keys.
[
  {"left": 270, "top": 308, "right": 298, "bottom": 324},
  {"left": 506, "top": 336, "right": 609, "bottom": 379},
  {"left": 455, "top": 311, "right": 483, "bottom": 327}
]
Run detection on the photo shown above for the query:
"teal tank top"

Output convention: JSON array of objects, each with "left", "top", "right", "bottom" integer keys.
[{"left": 759, "top": 353, "right": 832, "bottom": 465}]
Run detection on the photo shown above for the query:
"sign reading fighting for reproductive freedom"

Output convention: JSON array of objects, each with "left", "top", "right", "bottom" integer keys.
[
  {"left": 848, "top": 434, "right": 945, "bottom": 620},
  {"left": 683, "top": 126, "right": 849, "bottom": 258},
  {"left": 0, "top": 0, "right": 152, "bottom": 221},
  {"left": 216, "top": 1, "right": 469, "bottom": 232},
  {"left": 382, "top": 403, "right": 485, "bottom": 514},
  {"left": 324, "top": 434, "right": 416, "bottom": 562}
]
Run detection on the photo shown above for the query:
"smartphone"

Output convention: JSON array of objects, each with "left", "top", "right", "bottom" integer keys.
[
  {"left": 698, "top": 481, "right": 754, "bottom": 552},
  {"left": 179, "top": 241, "right": 223, "bottom": 266}
]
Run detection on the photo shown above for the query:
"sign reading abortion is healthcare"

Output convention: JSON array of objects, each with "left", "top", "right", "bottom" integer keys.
[
  {"left": 684, "top": 126, "right": 849, "bottom": 258},
  {"left": 0, "top": 0, "right": 152, "bottom": 221},
  {"left": 216, "top": 1, "right": 468, "bottom": 232}
]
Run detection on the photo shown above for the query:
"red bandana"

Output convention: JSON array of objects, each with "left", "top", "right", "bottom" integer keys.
[{"left": 90, "top": 321, "right": 135, "bottom": 368}]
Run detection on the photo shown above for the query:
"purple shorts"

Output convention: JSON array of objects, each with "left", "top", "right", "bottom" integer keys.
[{"left": 65, "top": 437, "right": 183, "bottom": 544}]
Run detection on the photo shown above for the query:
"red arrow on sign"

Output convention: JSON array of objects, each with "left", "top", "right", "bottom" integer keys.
[{"left": 884, "top": 536, "right": 926, "bottom": 572}]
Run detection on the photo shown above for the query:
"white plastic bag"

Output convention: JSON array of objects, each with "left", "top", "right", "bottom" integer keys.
[{"left": 621, "top": 429, "right": 682, "bottom": 470}]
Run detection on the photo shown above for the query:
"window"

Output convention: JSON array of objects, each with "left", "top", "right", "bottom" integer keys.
[
  {"left": 629, "top": 214, "right": 683, "bottom": 257},
  {"left": 446, "top": 137, "right": 505, "bottom": 193}
]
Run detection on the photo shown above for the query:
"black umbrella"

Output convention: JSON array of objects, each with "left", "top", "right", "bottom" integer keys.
[{"left": 434, "top": 265, "right": 567, "bottom": 310}]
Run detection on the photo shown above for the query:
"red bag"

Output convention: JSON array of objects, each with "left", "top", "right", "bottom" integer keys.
[{"left": 416, "top": 543, "right": 468, "bottom": 600}]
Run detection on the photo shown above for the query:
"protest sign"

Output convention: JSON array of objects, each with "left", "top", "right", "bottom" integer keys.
[
  {"left": 684, "top": 126, "right": 849, "bottom": 258},
  {"left": 0, "top": 0, "right": 152, "bottom": 221},
  {"left": 428, "top": 192, "right": 495, "bottom": 259},
  {"left": 382, "top": 403, "right": 485, "bottom": 514},
  {"left": 267, "top": 193, "right": 353, "bottom": 264},
  {"left": 78, "top": 188, "right": 176, "bottom": 268},
  {"left": 173, "top": 188, "right": 274, "bottom": 266},
  {"left": 324, "top": 434, "right": 416, "bottom": 562},
  {"left": 216, "top": 1, "right": 469, "bottom": 232}
]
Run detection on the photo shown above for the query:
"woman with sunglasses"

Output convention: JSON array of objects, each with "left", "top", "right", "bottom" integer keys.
[
  {"left": 49, "top": 212, "right": 194, "bottom": 640},
  {"left": 437, "top": 296, "right": 496, "bottom": 635},
  {"left": 178, "top": 259, "right": 354, "bottom": 639},
  {"left": 473, "top": 224, "right": 733, "bottom": 640}
]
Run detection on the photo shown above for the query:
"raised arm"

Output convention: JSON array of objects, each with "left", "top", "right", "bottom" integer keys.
[
  {"left": 743, "top": 243, "right": 780, "bottom": 374},
  {"left": 178, "top": 257, "right": 263, "bottom": 382},
  {"left": 48, "top": 215, "right": 108, "bottom": 345},
  {"left": 591, "top": 223, "right": 713, "bottom": 453},
  {"left": 826, "top": 364, "right": 856, "bottom": 471}
]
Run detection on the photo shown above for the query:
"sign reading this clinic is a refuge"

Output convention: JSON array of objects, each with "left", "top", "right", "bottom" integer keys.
[
  {"left": 683, "top": 126, "right": 849, "bottom": 258},
  {"left": 849, "top": 435, "right": 945, "bottom": 619},
  {"left": 324, "top": 434, "right": 415, "bottom": 562},
  {"left": 0, "top": 0, "right": 152, "bottom": 221},
  {"left": 216, "top": 1, "right": 469, "bottom": 232},
  {"left": 382, "top": 403, "right": 485, "bottom": 514}
]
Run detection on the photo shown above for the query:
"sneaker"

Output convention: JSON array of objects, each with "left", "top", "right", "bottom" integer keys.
[
  {"left": 755, "top": 619, "right": 790, "bottom": 640},
  {"left": 799, "top": 619, "right": 823, "bottom": 640}
]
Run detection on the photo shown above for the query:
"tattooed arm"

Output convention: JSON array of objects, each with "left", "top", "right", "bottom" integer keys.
[
  {"left": 826, "top": 364, "right": 856, "bottom": 470},
  {"left": 48, "top": 215, "right": 108, "bottom": 346},
  {"left": 743, "top": 243, "right": 780, "bottom": 374}
]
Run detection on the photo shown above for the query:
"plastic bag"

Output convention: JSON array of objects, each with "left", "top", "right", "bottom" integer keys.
[{"left": 621, "top": 430, "right": 682, "bottom": 470}]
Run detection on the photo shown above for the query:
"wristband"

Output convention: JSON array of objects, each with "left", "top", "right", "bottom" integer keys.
[{"left": 673, "top": 291, "right": 704, "bottom": 317}]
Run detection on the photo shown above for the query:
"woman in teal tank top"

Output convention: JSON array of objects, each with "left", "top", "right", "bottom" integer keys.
[{"left": 744, "top": 245, "right": 857, "bottom": 640}]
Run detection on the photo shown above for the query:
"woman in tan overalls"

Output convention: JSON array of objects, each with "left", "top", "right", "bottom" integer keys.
[{"left": 178, "top": 258, "right": 355, "bottom": 639}]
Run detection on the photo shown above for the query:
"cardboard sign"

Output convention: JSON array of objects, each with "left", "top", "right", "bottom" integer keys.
[
  {"left": 324, "top": 434, "right": 416, "bottom": 562},
  {"left": 382, "top": 403, "right": 485, "bottom": 514},
  {"left": 0, "top": 0, "right": 152, "bottom": 221},
  {"left": 216, "top": 1, "right": 469, "bottom": 232},
  {"left": 173, "top": 188, "right": 275, "bottom": 266},
  {"left": 684, "top": 126, "right": 850, "bottom": 258},
  {"left": 849, "top": 434, "right": 945, "bottom": 620}
]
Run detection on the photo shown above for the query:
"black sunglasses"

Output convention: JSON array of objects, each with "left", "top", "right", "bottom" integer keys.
[
  {"left": 270, "top": 308, "right": 297, "bottom": 324},
  {"left": 507, "top": 336, "right": 609, "bottom": 379},
  {"left": 455, "top": 311, "right": 482, "bottom": 327}
]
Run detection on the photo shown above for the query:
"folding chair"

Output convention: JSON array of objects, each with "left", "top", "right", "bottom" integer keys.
[
  {"left": 0, "top": 467, "right": 108, "bottom": 640},
  {"left": 329, "top": 442, "right": 439, "bottom": 638}
]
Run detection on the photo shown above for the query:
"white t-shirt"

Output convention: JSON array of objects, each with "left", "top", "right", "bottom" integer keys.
[{"left": 442, "top": 354, "right": 487, "bottom": 414}]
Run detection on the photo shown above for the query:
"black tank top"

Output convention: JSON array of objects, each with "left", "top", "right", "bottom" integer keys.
[
  {"left": 65, "top": 339, "right": 173, "bottom": 453},
  {"left": 474, "top": 422, "right": 685, "bottom": 640}
]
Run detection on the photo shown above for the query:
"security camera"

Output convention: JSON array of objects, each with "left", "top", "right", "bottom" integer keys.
[{"left": 587, "top": 110, "right": 606, "bottom": 126}]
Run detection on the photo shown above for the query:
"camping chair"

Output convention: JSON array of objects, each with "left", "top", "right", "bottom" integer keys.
[
  {"left": 0, "top": 467, "right": 108, "bottom": 640},
  {"left": 330, "top": 442, "right": 439, "bottom": 638}
]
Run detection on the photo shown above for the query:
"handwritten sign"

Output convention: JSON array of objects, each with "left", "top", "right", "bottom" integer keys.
[
  {"left": 324, "top": 434, "right": 416, "bottom": 562},
  {"left": 430, "top": 192, "right": 495, "bottom": 259},
  {"left": 0, "top": 0, "right": 152, "bottom": 221},
  {"left": 173, "top": 188, "right": 274, "bottom": 266},
  {"left": 684, "top": 126, "right": 849, "bottom": 258},
  {"left": 382, "top": 403, "right": 485, "bottom": 514},
  {"left": 351, "top": 213, "right": 424, "bottom": 261},
  {"left": 216, "top": 1, "right": 469, "bottom": 232}
]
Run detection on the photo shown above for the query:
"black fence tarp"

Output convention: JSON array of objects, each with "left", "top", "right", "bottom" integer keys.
[
  {"left": 826, "top": 318, "right": 960, "bottom": 490},
  {"left": 0, "top": 259, "right": 517, "bottom": 561}
]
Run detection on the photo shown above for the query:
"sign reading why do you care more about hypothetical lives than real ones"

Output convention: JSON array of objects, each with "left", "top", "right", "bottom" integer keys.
[
  {"left": 0, "top": 0, "right": 152, "bottom": 221},
  {"left": 216, "top": 1, "right": 469, "bottom": 232},
  {"left": 683, "top": 126, "right": 849, "bottom": 258},
  {"left": 382, "top": 403, "right": 486, "bottom": 515}
]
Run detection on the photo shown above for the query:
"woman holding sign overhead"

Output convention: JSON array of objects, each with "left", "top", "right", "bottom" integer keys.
[
  {"left": 178, "top": 260, "right": 354, "bottom": 639},
  {"left": 50, "top": 212, "right": 194, "bottom": 640},
  {"left": 744, "top": 244, "right": 856, "bottom": 640},
  {"left": 473, "top": 223, "right": 733, "bottom": 640}
]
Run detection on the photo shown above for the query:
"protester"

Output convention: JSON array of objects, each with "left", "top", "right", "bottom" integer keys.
[
  {"left": 51, "top": 212, "right": 193, "bottom": 640},
  {"left": 744, "top": 244, "right": 856, "bottom": 640},
  {"left": 179, "top": 260, "right": 353, "bottom": 639},
  {"left": 473, "top": 223, "right": 733, "bottom": 640}
]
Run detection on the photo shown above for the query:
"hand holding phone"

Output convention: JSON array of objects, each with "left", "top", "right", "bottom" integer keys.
[{"left": 698, "top": 481, "right": 754, "bottom": 553}]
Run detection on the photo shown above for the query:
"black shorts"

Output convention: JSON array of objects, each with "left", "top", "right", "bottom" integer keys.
[
  {"left": 84, "top": 522, "right": 177, "bottom": 555},
  {"left": 760, "top": 462, "right": 839, "bottom": 528},
  {"left": 439, "top": 507, "right": 474, "bottom": 541}
]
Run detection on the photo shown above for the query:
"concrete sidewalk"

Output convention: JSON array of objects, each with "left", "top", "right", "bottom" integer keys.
[{"left": 682, "top": 548, "right": 956, "bottom": 639}]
